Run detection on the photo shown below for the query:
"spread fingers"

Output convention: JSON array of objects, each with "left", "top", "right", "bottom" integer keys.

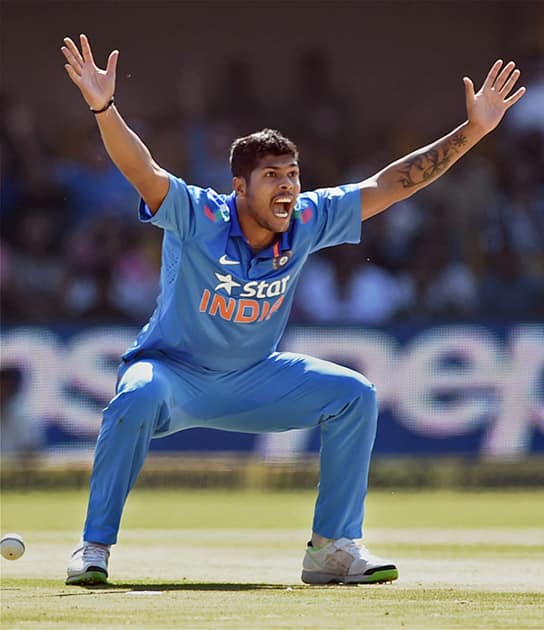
[{"left": 61, "top": 45, "right": 83, "bottom": 74}]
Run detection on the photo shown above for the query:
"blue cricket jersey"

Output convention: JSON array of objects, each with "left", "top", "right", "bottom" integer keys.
[{"left": 122, "top": 173, "right": 362, "bottom": 371}]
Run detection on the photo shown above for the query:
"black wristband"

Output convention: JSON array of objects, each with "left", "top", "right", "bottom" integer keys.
[{"left": 90, "top": 97, "right": 114, "bottom": 114}]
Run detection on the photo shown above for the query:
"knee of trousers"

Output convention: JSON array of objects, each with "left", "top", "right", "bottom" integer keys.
[
  {"left": 337, "top": 375, "right": 378, "bottom": 446},
  {"left": 104, "top": 377, "right": 170, "bottom": 431},
  {"left": 340, "top": 373, "right": 378, "bottom": 418}
]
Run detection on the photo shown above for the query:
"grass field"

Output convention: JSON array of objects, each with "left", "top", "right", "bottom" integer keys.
[{"left": 1, "top": 489, "right": 543, "bottom": 628}]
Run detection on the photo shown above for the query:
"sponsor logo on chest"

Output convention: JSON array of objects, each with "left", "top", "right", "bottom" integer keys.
[{"left": 199, "top": 273, "right": 291, "bottom": 324}]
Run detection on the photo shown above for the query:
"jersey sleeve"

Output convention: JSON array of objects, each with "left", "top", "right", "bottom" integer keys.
[
  {"left": 138, "top": 172, "right": 229, "bottom": 240},
  {"left": 304, "top": 184, "right": 362, "bottom": 252}
]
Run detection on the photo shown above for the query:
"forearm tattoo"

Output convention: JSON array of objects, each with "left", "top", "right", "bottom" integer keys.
[{"left": 397, "top": 133, "right": 468, "bottom": 189}]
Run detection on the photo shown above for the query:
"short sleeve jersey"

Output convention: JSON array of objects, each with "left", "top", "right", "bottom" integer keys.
[{"left": 123, "top": 173, "right": 362, "bottom": 371}]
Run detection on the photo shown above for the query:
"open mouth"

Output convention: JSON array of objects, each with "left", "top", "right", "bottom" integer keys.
[{"left": 272, "top": 196, "right": 294, "bottom": 219}]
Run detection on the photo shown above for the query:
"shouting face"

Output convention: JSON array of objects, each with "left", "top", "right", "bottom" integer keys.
[{"left": 234, "top": 154, "right": 301, "bottom": 249}]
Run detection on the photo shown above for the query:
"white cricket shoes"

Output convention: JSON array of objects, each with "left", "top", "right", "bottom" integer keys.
[
  {"left": 301, "top": 537, "right": 398, "bottom": 584},
  {"left": 66, "top": 542, "right": 110, "bottom": 585}
]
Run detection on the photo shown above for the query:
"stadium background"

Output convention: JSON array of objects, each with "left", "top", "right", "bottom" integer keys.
[{"left": 1, "top": 0, "right": 543, "bottom": 482}]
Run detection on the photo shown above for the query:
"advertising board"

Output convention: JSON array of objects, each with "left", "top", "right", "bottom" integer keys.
[{"left": 1, "top": 323, "right": 542, "bottom": 459}]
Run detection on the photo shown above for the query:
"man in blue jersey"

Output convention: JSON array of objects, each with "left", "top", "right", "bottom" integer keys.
[{"left": 61, "top": 34, "right": 525, "bottom": 586}]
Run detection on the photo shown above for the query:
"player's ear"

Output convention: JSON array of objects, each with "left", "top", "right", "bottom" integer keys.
[{"left": 233, "top": 176, "right": 247, "bottom": 197}]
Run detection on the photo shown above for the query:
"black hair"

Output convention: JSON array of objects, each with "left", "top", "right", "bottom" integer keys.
[{"left": 229, "top": 128, "right": 299, "bottom": 180}]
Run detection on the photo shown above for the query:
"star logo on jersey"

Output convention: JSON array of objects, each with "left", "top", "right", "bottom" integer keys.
[{"left": 214, "top": 272, "right": 241, "bottom": 295}]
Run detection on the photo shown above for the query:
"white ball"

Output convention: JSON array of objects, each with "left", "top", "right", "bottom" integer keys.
[{"left": 1, "top": 533, "right": 25, "bottom": 560}]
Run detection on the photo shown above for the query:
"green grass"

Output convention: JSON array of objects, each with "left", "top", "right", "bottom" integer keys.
[
  {"left": 1, "top": 489, "right": 544, "bottom": 628},
  {"left": 3, "top": 488, "right": 543, "bottom": 531},
  {"left": 2, "top": 580, "right": 542, "bottom": 629}
]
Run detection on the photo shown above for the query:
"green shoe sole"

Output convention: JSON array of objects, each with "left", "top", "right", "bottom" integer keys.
[
  {"left": 302, "top": 567, "right": 399, "bottom": 585},
  {"left": 65, "top": 571, "right": 108, "bottom": 586},
  {"left": 360, "top": 568, "right": 399, "bottom": 584}
]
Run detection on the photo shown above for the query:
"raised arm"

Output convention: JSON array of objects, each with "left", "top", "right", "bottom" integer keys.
[
  {"left": 61, "top": 34, "right": 169, "bottom": 213},
  {"left": 360, "top": 59, "right": 526, "bottom": 221}
]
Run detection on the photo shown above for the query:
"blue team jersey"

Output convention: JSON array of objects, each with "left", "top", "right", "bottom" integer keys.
[{"left": 123, "top": 173, "right": 362, "bottom": 371}]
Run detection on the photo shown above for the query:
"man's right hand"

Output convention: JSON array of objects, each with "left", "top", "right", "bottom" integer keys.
[
  {"left": 60, "top": 33, "right": 169, "bottom": 212},
  {"left": 61, "top": 34, "right": 118, "bottom": 112}
]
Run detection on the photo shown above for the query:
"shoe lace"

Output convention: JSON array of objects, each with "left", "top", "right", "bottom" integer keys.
[
  {"left": 82, "top": 543, "right": 109, "bottom": 564},
  {"left": 340, "top": 538, "right": 369, "bottom": 559}
]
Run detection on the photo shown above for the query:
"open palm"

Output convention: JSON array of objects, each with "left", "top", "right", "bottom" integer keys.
[
  {"left": 464, "top": 60, "right": 526, "bottom": 135},
  {"left": 61, "top": 34, "right": 118, "bottom": 111}
]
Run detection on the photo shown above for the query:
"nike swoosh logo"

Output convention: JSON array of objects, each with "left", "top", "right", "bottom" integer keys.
[{"left": 219, "top": 254, "right": 240, "bottom": 265}]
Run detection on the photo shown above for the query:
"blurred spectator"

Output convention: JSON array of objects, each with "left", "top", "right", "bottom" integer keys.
[
  {"left": 62, "top": 217, "right": 130, "bottom": 322},
  {"left": 505, "top": 52, "right": 544, "bottom": 135},
  {"left": 185, "top": 118, "right": 237, "bottom": 193},
  {"left": 479, "top": 244, "right": 544, "bottom": 319},
  {"left": 52, "top": 124, "right": 139, "bottom": 222},
  {"left": 0, "top": 93, "right": 52, "bottom": 213},
  {"left": 377, "top": 198, "right": 425, "bottom": 270},
  {"left": 111, "top": 223, "right": 161, "bottom": 321},
  {"left": 0, "top": 241, "right": 17, "bottom": 316},
  {"left": 149, "top": 111, "right": 189, "bottom": 179},
  {"left": 283, "top": 49, "right": 356, "bottom": 189},
  {"left": 344, "top": 263, "right": 411, "bottom": 325},
  {"left": 205, "top": 56, "right": 268, "bottom": 135},
  {"left": 2, "top": 195, "right": 68, "bottom": 323},
  {"left": 294, "top": 245, "right": 410, "bottom": 325},
  {"left": 424, "top": 150, "right": 501, "bottom": 274},
  {"left": 404, "top": 219, "right": 479, "bottom": 319},
  {"left": 341, "top": 231, "right": 411, "bottom": 325},
  {"left": 293, "top": 250, "right": 344, "bottom": 322},
  {"left": 482, "top": 136, "right": 544, "bottom": 278},
  {"left": 183, "top": 56, "right": 269, "bottom": 192}
]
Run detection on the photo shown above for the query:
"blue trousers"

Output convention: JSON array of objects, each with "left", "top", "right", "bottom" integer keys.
[{"left": 83, "top": 352, "right": 378, "bottom": 545}]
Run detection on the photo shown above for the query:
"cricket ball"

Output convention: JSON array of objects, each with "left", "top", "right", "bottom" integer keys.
[{"left": 0, "top": 533, "right": 25, "bottom": 560}]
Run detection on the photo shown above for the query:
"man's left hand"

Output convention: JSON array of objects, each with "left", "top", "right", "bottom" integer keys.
[{"left": 464, "top": 59, "right": 526, "bottom": 135}]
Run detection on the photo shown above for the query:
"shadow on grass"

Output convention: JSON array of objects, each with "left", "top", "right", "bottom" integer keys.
[
  {"left": 110, "top": 582, "right": 293, "bottom": 591},
  {"left": 59, "top": 582, "right": 311, "bottom": 594}
]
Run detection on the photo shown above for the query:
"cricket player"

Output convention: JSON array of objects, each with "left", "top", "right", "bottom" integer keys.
[{"left": 61, "top": 34, "right": 525, "bottom": 586}]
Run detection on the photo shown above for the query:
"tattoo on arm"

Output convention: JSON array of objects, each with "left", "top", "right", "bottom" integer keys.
[{"left": 397, "top": 133, "right": 468, "bottom": 189}]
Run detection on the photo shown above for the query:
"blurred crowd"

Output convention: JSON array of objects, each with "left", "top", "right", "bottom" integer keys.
[{"left": 1, "top": 49, "right": 543, "bottom": 328}]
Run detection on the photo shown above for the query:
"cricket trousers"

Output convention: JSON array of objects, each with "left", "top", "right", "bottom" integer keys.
[{"left": 83, "top": 351, "right": 378, "bottom": 545}]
